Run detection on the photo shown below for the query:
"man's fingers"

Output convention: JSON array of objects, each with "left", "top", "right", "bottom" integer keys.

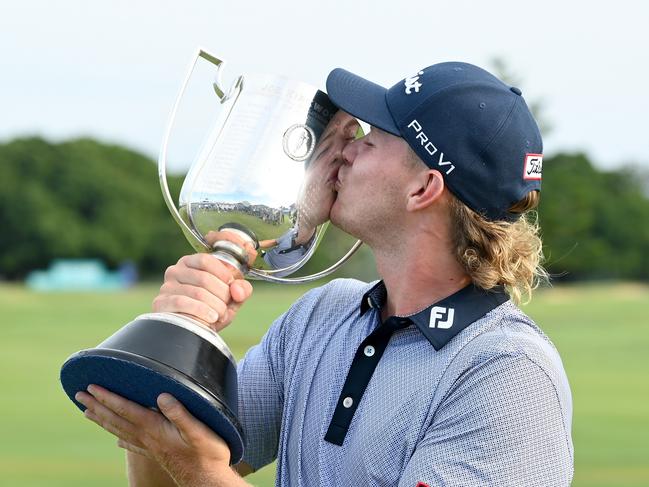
[
  {"left": 85, "top": 385, "right": 152, "bottom": 425},
  {"left": 178, "top": 253, "right": 237, "bottom": 285},
  {"left": 153, "top": 294, "right": 221, "bottom": 325},
  {"left": 153, "top": 285, "right": 250, "bottom": 330},
  {"left": 170, "top": 256, "right": 233, "bottom": 295},
  {"left": 76, "top": 390, "right": 146, "bottom": 448},
  {"left": 214, "top": 281, "right": 252, "bottom": 330},
  {"left": 158, "top": 282, "right": 227, "bottom": 321},
  {"left": 154, "top": 245, "right": 254, "bottom": 328},
  {"left": 212, "top": 308, "right": 238, "bottom": 333},
  {"left": 84, "top": 408, "right": 141, "bottom": 446}
]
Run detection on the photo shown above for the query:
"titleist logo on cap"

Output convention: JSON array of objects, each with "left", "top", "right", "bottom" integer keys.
[
  {"left": 404, "top": 70, "right": 424, "bottom": 95},
  {"left": 523, "top": 154, "right": 543, "bottom": 180}
]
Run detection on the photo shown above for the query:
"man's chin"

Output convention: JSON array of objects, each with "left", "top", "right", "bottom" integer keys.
[
  {"left": 329, "top": 199, "right": 342, "bottom": 228},
  {"left": 329, "top": 205, "right": 360, "bottom": 240}
]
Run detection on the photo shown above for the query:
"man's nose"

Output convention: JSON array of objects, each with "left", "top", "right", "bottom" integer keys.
[{"left": 341, "top": 140, "right": 357, "bottom": 165}]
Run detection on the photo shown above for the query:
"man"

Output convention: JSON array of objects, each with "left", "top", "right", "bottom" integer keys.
[{"left": 76, "top": 62, "right": 574, "bottom": 486}]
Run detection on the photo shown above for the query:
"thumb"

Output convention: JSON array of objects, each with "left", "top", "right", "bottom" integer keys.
[
  {"left": 157, "top": 393, "right": 198, "bottom": 442},
  {"left": 230, "top": 279, "right": 253, "bottom": 303}
]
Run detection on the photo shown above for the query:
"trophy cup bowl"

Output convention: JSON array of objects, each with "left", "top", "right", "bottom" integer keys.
[{"left": 60, "top": 48, "right": 362, "bottom": 464}]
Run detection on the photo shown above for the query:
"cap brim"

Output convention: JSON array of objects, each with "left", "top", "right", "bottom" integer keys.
[{"left": 326, "top": 68, "right": 400, "bottom": 136}]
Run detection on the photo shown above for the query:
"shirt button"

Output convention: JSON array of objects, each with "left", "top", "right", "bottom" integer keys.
[
  {"left": 363, "top": 345, "right": 375, "bottom": 357},
  {"left": 342, "top": 397, "right": 354, "bottom": 408}
]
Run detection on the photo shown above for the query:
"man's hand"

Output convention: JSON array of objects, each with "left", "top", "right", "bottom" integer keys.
[
  {"left": 153, "top": 230, "right": 255, "bottom": 333},
  {"left": 76, "top": 385, "right": 249, "bottom": 487},
  {"left": 295, "top": 112, "right": 360, "bottom": 243}
]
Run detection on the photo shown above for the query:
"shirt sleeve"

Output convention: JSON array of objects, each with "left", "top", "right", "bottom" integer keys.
[
  {"left": 236, "top": 312, "right": 288, "bottom": 470},
  {"left": 398, "top": 353, "right": 574, "bottom": 487}
]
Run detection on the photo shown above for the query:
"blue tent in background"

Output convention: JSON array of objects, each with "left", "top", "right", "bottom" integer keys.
[{"left": 26, "top": 259, "right": 137, "bottom": 291}]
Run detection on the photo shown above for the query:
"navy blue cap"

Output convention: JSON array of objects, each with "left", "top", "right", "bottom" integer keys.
[{"left": 326, "top": 62, "right": 543, "bottom": 221}]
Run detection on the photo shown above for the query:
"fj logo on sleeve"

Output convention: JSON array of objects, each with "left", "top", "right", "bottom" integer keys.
[{"left": 429, "top": 306, "right": 455, "bottom": 329}]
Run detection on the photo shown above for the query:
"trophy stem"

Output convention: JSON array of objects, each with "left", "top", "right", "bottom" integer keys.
[
  {"left": 211, "top": 245, "right": 248, "bottom": 276},
  {"left": 209, "top": 224, "right": 259, "bottom": 276}
]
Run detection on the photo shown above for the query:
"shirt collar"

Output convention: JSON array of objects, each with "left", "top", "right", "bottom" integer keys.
[
  {"left": 360, "top": 281, "right": 509, "bottom": 351},
  {"left": 360, "top": 280, "right": 387, "bottom": 314}
]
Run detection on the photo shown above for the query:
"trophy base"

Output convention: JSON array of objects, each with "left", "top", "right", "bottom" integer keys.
[{"left": 60, "top": 314, "right": 244, "bottom": 464}]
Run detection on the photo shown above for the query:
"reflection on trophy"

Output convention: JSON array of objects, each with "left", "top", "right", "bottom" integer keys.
[{"left": 60, "top": 48, "right": 362, "bottom": 464}]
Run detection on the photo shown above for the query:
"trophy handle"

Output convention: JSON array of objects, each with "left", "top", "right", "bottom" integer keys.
[{"left": 158, "top": 48, "right": 243, "bottom": 253}]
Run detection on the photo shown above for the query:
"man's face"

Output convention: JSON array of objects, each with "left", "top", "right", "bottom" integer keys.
[
  {"left": 330, "top": 122, "right": 415, "bottom": 244},
  {"left": 296, "top": 111, "right": 360, "bottom": 233}
]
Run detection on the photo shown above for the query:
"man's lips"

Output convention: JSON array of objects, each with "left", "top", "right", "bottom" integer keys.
[{"left": 329, "top": 166, "right": 343, "bottom": 191}]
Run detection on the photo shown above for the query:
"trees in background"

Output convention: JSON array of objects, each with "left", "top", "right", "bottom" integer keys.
[
  {"left": 0, "top": 137, "right": 187, "bottom": 280},
  {"left": 1, "top": 137, "right": 648, "bottom": 281},
  {"left": 540, "top": 152, "right": 649, "bottom": 280}
]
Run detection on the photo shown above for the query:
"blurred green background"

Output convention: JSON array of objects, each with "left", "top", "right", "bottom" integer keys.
[{"left": 1, "top": 281, "right": 648, "bottom": 486}]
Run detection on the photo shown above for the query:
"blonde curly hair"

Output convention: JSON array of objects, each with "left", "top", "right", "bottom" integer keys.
[{"left": 449, "top": 191, "right": 549, "bottom": 305}]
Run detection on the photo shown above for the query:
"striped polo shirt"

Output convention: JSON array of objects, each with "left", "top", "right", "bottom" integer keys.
[{"left": 237, "top": 278, "right": 573, "bottom": 486}]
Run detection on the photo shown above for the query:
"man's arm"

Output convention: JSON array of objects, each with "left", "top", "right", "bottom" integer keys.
[
  {"left": 126, "top": 450, "right": 254, "bottom": 486},
  {"left": 127, "top": 451, "right": 176, "bottom": 487},
  {"left": 127, "top": 452, "right": 251, "bottom": 487},
  {"left": 398, "top": 353, "right": 573, "bottom": 487}
]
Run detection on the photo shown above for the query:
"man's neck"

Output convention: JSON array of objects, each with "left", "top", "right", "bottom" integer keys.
[{"left": 373, "top": 245, "right": 471, "bottom": 322}]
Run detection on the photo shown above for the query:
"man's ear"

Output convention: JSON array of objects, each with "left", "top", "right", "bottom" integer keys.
[{"left": 406, "top": 170, "right": 445, "bottom": 212}]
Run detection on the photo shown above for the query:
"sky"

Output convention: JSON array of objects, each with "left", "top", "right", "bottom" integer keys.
[{"left": 2, "top": 0, "right": 648, "bottom": 172}]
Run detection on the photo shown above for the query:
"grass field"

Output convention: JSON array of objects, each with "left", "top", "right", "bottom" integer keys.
[{"left": 1, "top": 281, "right": 648, "bottom": 486}]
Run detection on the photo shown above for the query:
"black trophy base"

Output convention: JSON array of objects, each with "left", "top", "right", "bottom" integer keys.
[{"left": 60, "top": 314, "right": 244, "bottom": 464}]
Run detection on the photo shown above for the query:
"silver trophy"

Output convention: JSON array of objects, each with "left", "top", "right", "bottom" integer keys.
[{"left": 60, "top": 48, "right": 362, "bottom": 464}]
